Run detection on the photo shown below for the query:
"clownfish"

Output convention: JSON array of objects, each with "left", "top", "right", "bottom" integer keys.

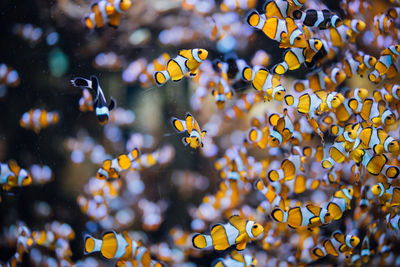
[
  {"left": 247, "top": 14, "right": 307, "bottom": 48},
  {"left": 96, "top": 148, "right": 140, "bottom": 179},
  {"left": 312, "top": 231, "right": 359, "bottom": 258},
  {"left": 248, "top": 126, "right": 270, "bottom": 149},
  {"left": 273, "top": 38, "right": 323, "bottom": 74},
  {"left": 242, "top": 66, "right": 285, "bottom": 101},
  {"left": 325, "top": 187, "right": 353, "bottom": 220},
  {"left": 285, "top": 90, "right": 344, "bottom": 119},
  {"left": 211, "top": 60, "right": 234, "bottom": 109},
  {"left": 220, "top": 0, "right": 256, "bottom": 13},
  {"left": 19, "top": 109, "right": 60, "bottom": 133},
  {"left": 369, "top": 45, "right": 400, "bottom": 83},
  {"left": 263, "top": 0, "right": 305, "bottom": 19},
  {"left": 348, "top": 98, "right": 396, "bottom": 127},
  {"left": 171, "top": 113, "right": 206, "bottom": 149},
  {"left": 71, "top": 75, "right": 116, "bottom": 125},
  {"left": 212, "top": 250, "right": 257, "bottom": 267},
  {"left": 83, "top": 0, "right": 132, "bottom": 29},
  {"left": 342, "top": 53, "right": 377, "bottom": 78},
  {"left": 373, "top": 84, "right": 400, "bottom": 104},
  {"left": 192, "top": 215, "right": 263, "bottom": 251},
  {"left": 293, "top": 9, "right": 342, "bottom": 29},
  {"left": 84, "top": 231, "right": 162, "bottom": 266},
  {"left": 0, "top": 63, "right": 20, "bottom": 87},
  {"left": 78, "top": 88, "right": 94, "bottom": 112},
  {"left": 271, "top": 204, "right": 333, "bottom": 228},
  {"left": 154, "top": 49, "right": 208, "bottom": 86},
  {"left": 0, "top": 160, "right": 32, "bottom": 191},
  {"left": 357, "top": 127, "right": 399, "bottom": 155},
  {"left": 254, "top": 179, "right": 284, "bottom": 212},
  {"left": 358, "top": 150, "right": 400, "bottom": 178},
  {"left": 374, "top": 13, "right": 396, "bottom": 35},
  {"left": 371, "top": 182, "right": 400, "bottom": 209},
  {"left": 292, "top": 67, "right": 346, "bottom": 92}
]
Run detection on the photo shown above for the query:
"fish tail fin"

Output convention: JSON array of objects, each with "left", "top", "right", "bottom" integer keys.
[
  {"left": 242, "top": 66, "right": 254, "bottom": 82},
  {"left": 271, "top": 208, "right": 288, "bottom": 223},
  {"left": 247, "top": 11, "right": 260, "bottom": 27},
  {"left": 192, "top": 233, "right": 212, "bottom": 249},
  {"left": 84, "top": 234, "right": 102, "bottom": 255},
  {"left": 154, "top": 70, "right": 170, "bottom": 86},
  {"left": 273, "top": 61, "right": 288, "bottom": 75},
  {"left": 70, "top": 77, "right": 91, "bottom": 88},
  {"left": 212, "top": 259, "right": 226, "bottom": 267}
]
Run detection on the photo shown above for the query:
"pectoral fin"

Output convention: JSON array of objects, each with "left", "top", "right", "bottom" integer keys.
[{"left": 236, "top": 241, "right": 247, "bottom": 251}]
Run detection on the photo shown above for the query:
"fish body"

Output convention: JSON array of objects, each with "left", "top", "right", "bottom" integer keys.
[
  {"left": 19, "top": 109, "right": 60, "bottom": 133},
  {"left": 96, "top": 148, "right": 140, "bottom": 179},
  {"left": 312, "top": 231, "right": 359, "bottom": 258},
  {"left": 273, "top": 38, "right": 322, "bottom": 74},
  {"left": 0, "top": 161, "right": 32, "bottom": 191},
  {"left": 0, "top": 63, "right": 20, "bottom": 87},
  {"left": 293, "top": 9, "right": 342, "bottom": 29},
  {"left": 171, "top": 113, "right": 206, "bottom": 149},
  {"left": 83, "top": 0, "right": 132, "bottom": 29},
  {"left": 192, "top": 215, "right": 263, "bottom": 250},
  {"left": 247, "top": 14, "right": 307, "bottom": 48},
  {"left": 71, "top": 75, "right": 116, "bottom": 125},
  {"left": 213, "top": 250, "right": 257, "bottom": 267},
  {"left": 84, "top": 231, "right": 162, "bottom": 266},
  {"left": 242, "top": 66, "right": 285, "bottom": 101},
  {"left": 271, "top": 204, "right": 333, "bottom": 228},
  {"left": 154, "top": 49, "right": 208, "bottom": 86}
]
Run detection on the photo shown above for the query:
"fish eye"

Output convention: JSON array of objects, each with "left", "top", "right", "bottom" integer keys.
[
  {"left": 198, "top": 50, "right": 202, "bottom": 54},
  {"left": 296, "top": 37, "right": 301, "bottom": 41},
  {"left": 253, "top": 225, "right": 258, "bottom": 229}
]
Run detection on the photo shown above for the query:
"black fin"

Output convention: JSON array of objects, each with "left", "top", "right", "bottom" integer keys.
[
  {"left": 108, "top": 97, "right": 116, "bottom": 111},
  {"left": 71, "top": 77, "right": 90, "bottom": 88},
  {"left": 90, "top": 75, "right": 99, "bottom": 100}
]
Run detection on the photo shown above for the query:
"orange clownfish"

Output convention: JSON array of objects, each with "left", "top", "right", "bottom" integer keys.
[
  {"left": 83, "top": 0, "right": 132, "bottom": 29},
  {"left": 247, "top": 14, "right": 307, "bottom": 48},
  {"left": 20, "top": 109, "right": 60, "bottom": 133},
  {"left": 96, "top": 148, "right": 140, "bottom": 179},
  {"left": 192, "top": 215, "right": 263, "bottom": 251},
  {"left": 84, "top": 231, "right": 162, "bottom": 266},
  {"left": 154, "top": 49, "right": 208, "bottom": 86},
  {"left": 172, "top": 113, "right": 206, "bottom": 149}
]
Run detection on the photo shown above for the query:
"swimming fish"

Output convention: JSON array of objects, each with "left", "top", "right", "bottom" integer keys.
[
  {"left": 212, "top": 250, "right": 257, "bottom": 267},
  {"left": 19, "top": 109, "right": 60, "bottom": 133},
  {"left": 96, "top": 148, "right": 140, "bottom": 179},
  {"left": 371, "top": 182, "right": 400, "bottom": 207},
  {"left": 312, "top": 231, "right": 360, "bottom": 258},
  {"left": 242, "top": 66, "right": 285, "bottom": 101},
  {"left": 71, "top": 75, "right": 116, "bottom": 125},
  {"left": 271, "top": 204, "right": 333, "bottom": 228},
  {"left": 263, "top": 0, "right": 305, "bottom": 19},
  {"left": 171, "top": 113, "right": 206, "bottom": 149},
  {"left": 83, "top": 0, "right": 132, "bottom": 29},
  {"left": 0, "top": 160, "right": 32, "bottom": 191},
  {"left": 0, "top": 63, "right": 20, "bottom": 87},
  {"left": 247, "top": 14, "right": 307, "bottom": 48},
  {"left": 369, "top": 45, "right": 400, "bottom": 83},
  {"left": 154, "top": 49, "right": 208, "bottom": 86},
  {"left": 273, "top": 38, "right": 323, "bottom": 74},
  {"left": 192, "top": 215, "right": 263, "bottom": 250},
  {"left": 84, "top": 230, "right": 162, "bottom": 266},
  {"left": 293, "top": 9, "right": 342, "bottom": 29}
]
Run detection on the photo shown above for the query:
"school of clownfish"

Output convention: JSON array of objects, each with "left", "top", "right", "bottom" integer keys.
[{"left": 2, "top": 0, "right": 400, "bottom": 266}]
